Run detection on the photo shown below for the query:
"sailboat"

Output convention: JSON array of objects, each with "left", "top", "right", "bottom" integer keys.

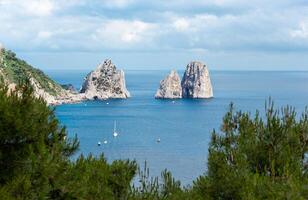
[{"left": 113, "top": 121, "right": 118, "bottom": 137}]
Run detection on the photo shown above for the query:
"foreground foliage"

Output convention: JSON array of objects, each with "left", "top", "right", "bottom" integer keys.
[
  {"left": 0, "top": 83, "right": 307, "bottom": 199},
  {"left": 0, "top": 83, "right": 137, "bottom": 199},
  {"left": 193, "top": 102, "right": 308, "bottom": 199}
]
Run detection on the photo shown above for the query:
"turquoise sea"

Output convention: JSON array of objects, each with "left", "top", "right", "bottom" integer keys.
[{"left": 47, "top": 70, "right": 308, "bottom": 185}]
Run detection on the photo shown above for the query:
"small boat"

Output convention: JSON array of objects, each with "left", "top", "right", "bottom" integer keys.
[
  {"left": 97, "top": 141, "right": 101, "bottom": 146},
  {"left": 103, "top": 140, "right": 108, "bottom": 144},
  {"left": 157, "top": 138, "right": 161, "bottom": 143},
  {"left": 113, "top": 121, "right": 118, "bottom": 137},
  {"left": 106, "top": 102, "right": 109, "bottom": 105}
]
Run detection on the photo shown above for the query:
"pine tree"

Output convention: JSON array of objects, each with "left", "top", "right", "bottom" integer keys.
[
  {"left": 193, "top": 101, "right": 308, "bottom": 199},
  {"left": 0, "top": 82, "right": 79, "bottom": 198}
]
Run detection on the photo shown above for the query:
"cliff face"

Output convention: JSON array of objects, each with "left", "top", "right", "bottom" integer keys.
[
  {"left": 80, "top": 59, "right": 130, "bottom": 100},
  {"left": 155, "top": 70, "right": 182, "bottom": 99},
  {"left": 0, "top": 48, "right": 84, "bottom": 105},
  {"left": 181, "top": 61, "right": 213, "bottom": 98},
  {"left": 155, "top": 61, "right": 214, "bottom": 99}
]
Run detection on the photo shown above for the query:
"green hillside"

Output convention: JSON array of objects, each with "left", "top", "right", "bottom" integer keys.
[{"left": 0, "top": 48, "right": 64, "bottom": 96}]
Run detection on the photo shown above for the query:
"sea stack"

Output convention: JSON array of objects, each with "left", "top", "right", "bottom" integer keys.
[
  {"left": 155, "top": 70, "right": 182, "bottom": 99},
  {"left": 181, "top": 61, "right": 213, "bottom": 98},
  {"left": 80, "top": 59, "right": 130, "bottom": 100}
]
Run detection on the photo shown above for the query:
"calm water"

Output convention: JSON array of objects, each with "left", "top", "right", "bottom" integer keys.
[{"left": 46, "top": 70, "right": 308, "bottom": 185}]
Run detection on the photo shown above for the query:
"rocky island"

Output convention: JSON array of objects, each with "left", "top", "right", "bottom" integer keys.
[
  {"left": 155, "top": 70, "right": 182, "bottom": 99},
  {"left": 80, "top": 59, "right": 130, "bottom": 100},
  {"left": 181, "top": 61, "right": 213, "bottom": 98},
  {"left": 155, "top": 61, "right": 213, "bottom": 99}
]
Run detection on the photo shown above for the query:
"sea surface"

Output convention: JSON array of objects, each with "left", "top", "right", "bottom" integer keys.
[{"left": 46, "top": 70, "right": 308, "bottom": 185}]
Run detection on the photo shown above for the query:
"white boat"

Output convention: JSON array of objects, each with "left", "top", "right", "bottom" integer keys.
[
  {"left": 97, "top": 141, "right": 101, "bottom": 146},
  {"left": 103, "top": 140, "right": 108, "bottom": 144},
  {"left": 157, "top": 138, "right": 161, "bottom": 143},
  {"left": 113, "top": 121, "right": 118, "bottom": 137}
]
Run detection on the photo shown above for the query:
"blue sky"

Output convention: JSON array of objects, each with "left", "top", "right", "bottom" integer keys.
[{"left": 0, "top": 0, "right": 308, "bottom": 70}]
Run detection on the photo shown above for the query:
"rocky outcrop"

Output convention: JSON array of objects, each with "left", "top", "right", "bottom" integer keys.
[
  {"left": 181, "top": 61, "right": 213, "bottom": 98},
  {"left": 28, "top": 77, "right": 85, "bottom": 105},
  {"left": 80, "top": 59, "right": 130, "bottom": 100},
  {"left": 61, "top": 84, "right": 78, "bottom": 94},
  {"left": 155, "top": 70, "right": 182, "bottom": 99},
  {"left": 0, "top": 48, "right": 84, "bottom": 105}
]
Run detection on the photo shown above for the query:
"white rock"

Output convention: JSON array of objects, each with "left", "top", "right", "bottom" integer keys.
[
  {"left": 80, "top": 59, "right": 130, "bottom": 100},
  {"left": 181, "top": 61, "right": 213, "bottom": 98},
  {"left": 28, "top": 76, "right": 86, "bottom": 105},
  {"left": 155, "top": 70, "right": 182, "bottom": 99}
]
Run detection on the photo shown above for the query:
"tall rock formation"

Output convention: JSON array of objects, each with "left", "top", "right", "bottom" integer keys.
[
  {"left": 155, "top": 70, "right": 182, "bottom": 99},
  {"left": 80, "top": 59, "right": 130, "bottom": 100},
  {"left": 181, "top": 61, "right": 213, "bottom": 98}
]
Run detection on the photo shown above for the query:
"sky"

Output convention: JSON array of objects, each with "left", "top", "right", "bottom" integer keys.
[{"left": 0, "top": 0, "right": 308, "bottom": 70}]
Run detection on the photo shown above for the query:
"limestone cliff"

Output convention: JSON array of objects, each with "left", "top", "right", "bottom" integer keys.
[
  {"left": 80, "top": 59, "right": 130, "bottom": 100},
  {"left": 155, "top": 70, "right": 182, "bottom": 99},
  {"left": 181, "top": 61, "right": 213, "bottom": 98},
  {"left": 0, "top": 48, "right": 84, "bottom": 105}
]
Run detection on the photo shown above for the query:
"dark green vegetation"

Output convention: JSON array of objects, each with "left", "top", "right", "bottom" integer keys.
[
  {"left": 194, "top": 102, "right": 308, "bottom": 199},
  {"left": 0, "top": 49, "right": 64, "bottom": 96},
  {"left": 0, "top": 83, "right": 307, "bottom": 199}
]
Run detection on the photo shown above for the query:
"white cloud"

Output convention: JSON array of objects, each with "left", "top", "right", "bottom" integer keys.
[
  {"left": 37, "top": 30, "right": 53, "bottom": 39},
  {"left": 24, "top": 0, "right": 54, "bottom": 16},
  {"left": 0, "top": 0, "right": 55, "bottom": 17},
  {"left": 0, "top": 0, "right": 86, "bottom": 17},
  {"left": 103, "top": 0, "right": 136, "bottom": 8},
  {"left": 0, "top": 0, "right": 307, "bottom": 53},
  {"left": 173, "top": 18, "right": 190, "bottom": 32},
  {"left": 290, "top": 22, "right": 308, "bottom": 39},
  {"left": 92, "top": 20, "right": 158, "bottom": 48}
]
